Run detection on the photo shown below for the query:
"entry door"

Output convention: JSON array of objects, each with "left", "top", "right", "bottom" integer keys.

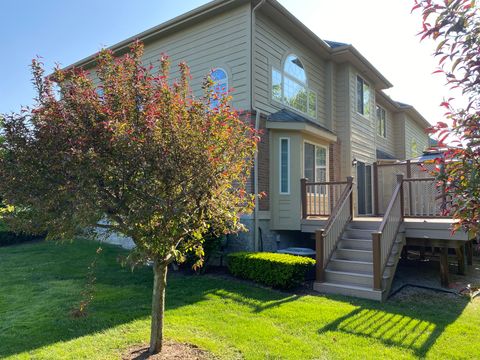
[{"left": 357, "top": 161, "right": 373, "bottom": 215}]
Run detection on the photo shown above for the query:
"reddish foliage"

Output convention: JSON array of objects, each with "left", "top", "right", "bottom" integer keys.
[{"left": 414, "top": 0, "right": 480, "bottom": 233}]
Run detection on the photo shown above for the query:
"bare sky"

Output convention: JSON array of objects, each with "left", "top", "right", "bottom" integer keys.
[{"left": 1, "top": 0, "right": 447, "bottom": 125}]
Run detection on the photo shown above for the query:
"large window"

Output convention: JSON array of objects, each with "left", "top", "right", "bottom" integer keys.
[
  {"left": 272, "top": 54, "right": 317, "bottom": 118},
  {"left": 210, "top": 68, "right": 228, "bottom": 109},
  {"left": 304, "top": 142, "right": 327, "bottom": 182},
  {"left": 376, "top": 105, "right": 386, "bottom": 137},
  {"left": 357, "top": 76, "right": 371, "bottom": 116},
  {"left": 279, "top": 138, "right": 290, "bottom": 194}
]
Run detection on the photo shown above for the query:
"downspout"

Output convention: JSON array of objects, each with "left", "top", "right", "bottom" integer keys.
[{"left": 251, "top": 0, "right": 266, "bottom": 252}]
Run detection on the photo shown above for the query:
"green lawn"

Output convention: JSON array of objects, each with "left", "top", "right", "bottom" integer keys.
[{"left": 0, "top": 240, "right": 479, "bottom": 359}]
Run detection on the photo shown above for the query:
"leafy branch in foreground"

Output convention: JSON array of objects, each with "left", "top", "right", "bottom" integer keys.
[
  {"left": 0, "top": 41, "right": 259, "bottom": 354},
  {"left": 414, "top": 0, "right": 480, "bottom": 233}
]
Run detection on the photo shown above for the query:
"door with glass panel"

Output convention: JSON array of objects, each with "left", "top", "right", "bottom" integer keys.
[
  {"left": 357, "top": 161, "right": 373, "bottom": 215},
  {"left": 304, "top": 143, "right": 328, "bottom": 215}
]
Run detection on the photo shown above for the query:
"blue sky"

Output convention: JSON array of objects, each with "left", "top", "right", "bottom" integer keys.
[{"left": 0, "top": 1, "right": 447, "bottom": 123}]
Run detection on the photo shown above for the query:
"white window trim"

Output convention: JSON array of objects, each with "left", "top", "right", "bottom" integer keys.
[
  {"left": 279, "top": 137, "right": 291, "bottom": 195},
  {"left": 356, "top": 75, "right": 371, "bottom": 118},
  {"left": 271, "top": 61, "right": 318, "bottom": 120},
  {"left": 376, "top": 105, "right": 387, "bottom": 138},
  {"left": 303, "top": 140, "right": 329, "bottom": 182}
]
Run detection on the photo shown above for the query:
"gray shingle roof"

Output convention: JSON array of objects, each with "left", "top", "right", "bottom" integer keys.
[
  {"left": 268, "top": 109, "right": 335, "bottom": 134},
  {"left": 376, "top": 149, "right": 397, "bottom": 160}
]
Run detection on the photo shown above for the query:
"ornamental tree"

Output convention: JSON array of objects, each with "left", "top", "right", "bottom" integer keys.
[
  {"left": 414, "top": 0, "right": 480, "bottom": 233},
  {"left": 0, "top": 42, "right": 258, "bottom": 354}
]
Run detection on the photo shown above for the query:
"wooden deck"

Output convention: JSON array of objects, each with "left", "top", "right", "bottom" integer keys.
[{"left": 301, "top": 217, "right": 471, "bottom": 243}]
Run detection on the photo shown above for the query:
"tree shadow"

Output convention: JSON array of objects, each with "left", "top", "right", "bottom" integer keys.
[
  {"left": 0, "top": 240, "right": 300, "bottom": 358},
  {"left": 317, "top": 290, "right": 469, "bottom": 358}
]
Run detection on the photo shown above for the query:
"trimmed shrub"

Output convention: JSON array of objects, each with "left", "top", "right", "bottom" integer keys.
[
  {"left": 227, "top": 252, "right": 315, "bottom": 289},
  {"left": 0, "top": 221, "right": 43, "bottom": 247}
]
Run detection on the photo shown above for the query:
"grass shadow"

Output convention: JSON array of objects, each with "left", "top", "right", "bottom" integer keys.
[
  {"left": 0, "top": 240, "right": 299, "bottom": 358},
  {"left": 317, "top": 290, "right": 469, "bottom": 358}
]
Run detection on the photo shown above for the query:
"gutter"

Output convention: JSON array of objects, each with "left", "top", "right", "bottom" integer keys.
[{"left": 251, "top": 0, "right": 266, "bottom": 252}]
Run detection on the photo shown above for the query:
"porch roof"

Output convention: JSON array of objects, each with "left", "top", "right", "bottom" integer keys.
[{"left": 268, "top": 109, "right": 335, "bottom": 135}]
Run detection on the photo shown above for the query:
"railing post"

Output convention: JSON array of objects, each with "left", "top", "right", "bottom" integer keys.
[
  {"left": 372, "top": 232, "right": 382, "bottom": 290},
  {"left": 396, "top": 174, "right": 404, "bottom": 217},
  {"left": 347, "top": 176, "right": 354, "bottom": 219},
  {"left": 373, "top": 162, "right": 379, "bottom": 216},
  {"left": 406, "top": 160, "right": 412, "bottom": 216},
  {"left": 301, "top": 178, "right": 307, "bottom": 219},
  {"left": 315, "top": 230, "right": 325, "bottom": 282}
]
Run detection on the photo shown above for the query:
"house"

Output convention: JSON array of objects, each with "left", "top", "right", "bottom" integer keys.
[{"left": 68, "top": 0, "right": 474, "bottom": 300}]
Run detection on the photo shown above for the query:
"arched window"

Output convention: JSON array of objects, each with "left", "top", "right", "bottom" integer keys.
[
  {"left": 272, "top": 54, "right": 317, "bottom": 118},
  {"left": 210, "top": 68, "right": 228, "bottom": 109}
]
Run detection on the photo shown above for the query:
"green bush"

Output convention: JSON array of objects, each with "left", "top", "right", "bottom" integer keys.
[
  {"left": 0, "top": 221, "right": 43, "bottom": 247},
  {"left": 227, "top": 252, "right": 315, "bottom": 289}
]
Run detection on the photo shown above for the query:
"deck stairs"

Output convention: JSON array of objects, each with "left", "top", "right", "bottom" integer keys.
[{"left": 314, "top": 219, "right": 405, "bottom": 301}]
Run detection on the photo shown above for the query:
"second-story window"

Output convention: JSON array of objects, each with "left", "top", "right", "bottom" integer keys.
[
  {"left": 210, "top": 68, "right": 228, "bottom": 109},
  {"left": 357, "top": 76, "right": 371, "bottom": 116},
  {"left": 376, "top": 105, "right": 386, "bottom": 137},
  {"left": 272, "top": 54, "right": 317, "bottom": 118}
]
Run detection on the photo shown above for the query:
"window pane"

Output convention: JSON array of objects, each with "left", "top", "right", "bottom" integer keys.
[
  {"left": 280, "top": 139, "right": 289, "bottom": 193},
  {"left": 210, "top": 69, "right": 228, "bottom": 109},
  {"left": 316, "top": 168, "right": 327, "bottom": 182},
  {"left": 284, "top": 77, "right": 307, "bottom": 113},
  {"left": 284, "top": 55, "right": 306, "bottom": 83},
  {"left": 304, "top": 143, "right": 315, "bottom": 181},
  {"left": 363, "top": 82, "right": 371, "bottom": 116},
  {"left": 316, "top": 146, "right": 326, "bottom": 167},
  {"left": 272, "top": 68, "right": 282, "bottom": 102},
  {"left": 308, "top": 90, "right": 317, "bottom": 118},
  {"left": 357, "top": 77, "right": 364, "bottom": 114}
]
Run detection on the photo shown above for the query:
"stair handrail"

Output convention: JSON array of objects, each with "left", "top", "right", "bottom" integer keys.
[
  {"left": 315, "top": 176, "right": 354, "bottom": 282},
  {"left": 372, "top": 174, "right": 404, "bottom": 290}
]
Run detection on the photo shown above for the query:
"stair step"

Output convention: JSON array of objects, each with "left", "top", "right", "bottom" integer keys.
[
  {"left": 328, "top": 259, "right": 373, "bottom": 273},
  {"left": 324, "top": 269, "right": 374, "bottom": 287},
  {"left": 334, "top": 248, "right": 373, "bottom": 262},
  {"left": 349, "top": 220, "right": 381, "bottom": 229},
  {"left": 339, "top": 238, "right": 372, "bottom": 250},
  {"left": 314, "top": 282, "right": 384, "bottom": 301},
  {"left": 344, "top": 228, "right": 376, "bottom": 239}
]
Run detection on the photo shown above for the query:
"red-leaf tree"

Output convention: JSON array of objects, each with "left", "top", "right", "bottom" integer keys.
[
  {"left": 0, "top": 42, "right": 258, "bottom": 354},
  {"left": 414, "top": 0, "right": 480, "bottom": 233}
]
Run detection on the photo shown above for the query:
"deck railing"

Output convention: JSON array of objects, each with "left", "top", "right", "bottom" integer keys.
[
  {"left": 372, "top": 174, "right": 404, "bottom": 290},
  {"left": 315, "top": 177, "right": 353, "bottom": 282},
  {"left": 403, "top": 177, "right": 448, "bottom": 217},
  {"left": 301, "top": 179, "right": 349, "bottom": 218}
]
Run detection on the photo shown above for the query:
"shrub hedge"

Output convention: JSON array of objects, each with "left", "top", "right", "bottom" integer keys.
[
  {"left": 0, "top": 221, "right": 43, "bottom": 247},
  {"left": 227, "top": 251, "right": 316, "bottom": 289}
]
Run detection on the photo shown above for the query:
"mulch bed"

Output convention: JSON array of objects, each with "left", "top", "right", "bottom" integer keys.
[{"left": 123, "top": 340, "right": 212, "bottom": 360}]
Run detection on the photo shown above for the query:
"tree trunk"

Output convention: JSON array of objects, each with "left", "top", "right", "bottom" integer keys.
[{"left": 149, "top": 259, "right": 168, "bottom": 354}]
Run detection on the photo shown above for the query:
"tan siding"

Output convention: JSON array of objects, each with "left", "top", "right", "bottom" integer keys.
[
  {"left": 375, "top": 102, "right": 396, "bottom": 158},
  {"left": 350, "top": 69, "right": 376, "bottom": 165},
  {"left": 405, "top": 115, "right": 429, "bottom": 159},
  {"left": 334, "top": 65, "right": 352, "bottom": 180},
  {"left": 253, "top": 12, "right": 329, "bottom": 129},
  {"left": 270, "top": 131, "right": 302, "bottom": 230},
  {"left": 393, "top": 113, "right": 406, "bottom": 159},
  {"left": 139, "top": 4, "right": 251, "bottom": 110}
]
